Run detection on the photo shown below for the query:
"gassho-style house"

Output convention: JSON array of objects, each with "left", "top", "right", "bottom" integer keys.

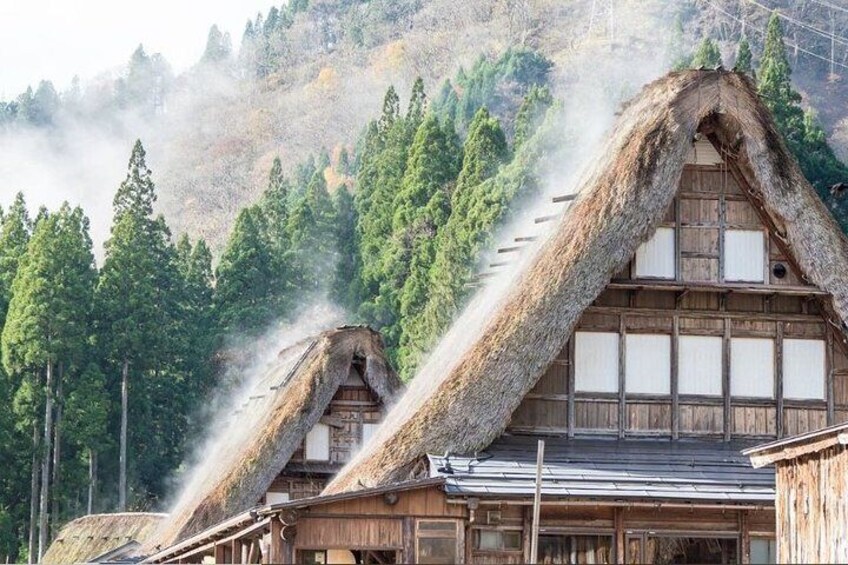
[{"left": 46, "top": 69, "right": 848, "bottom": 564}]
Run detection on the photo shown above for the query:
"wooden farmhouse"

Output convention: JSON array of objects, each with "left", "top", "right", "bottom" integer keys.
[
  {"left": 139, "top": 326, "right": 401, "bottom": 555},
  {"left": 143, "top": 70, "right": 848, "bottom": 564},
  {"left": 745, "top": 422, "right": 848, "bottom": 563}
]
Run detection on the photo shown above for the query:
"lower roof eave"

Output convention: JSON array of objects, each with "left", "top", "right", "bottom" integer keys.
[{"left": 442, "top": 492, "right": 775, "bottom": 509}]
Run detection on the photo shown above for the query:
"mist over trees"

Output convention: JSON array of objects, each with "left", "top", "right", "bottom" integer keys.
[{"left": 1, "top": 1, "right": 848, "bottom": 562}]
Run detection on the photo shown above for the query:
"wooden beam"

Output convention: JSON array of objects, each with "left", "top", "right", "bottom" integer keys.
[
  {"left": 619, "top": 317, "right": 627, "bottom": 439},
  {"left": 606, "top": 281, "right": 826, "bottom": 296},
  {"left": 776, "top": 322, "right": 785, "bottom": 438},
  {"left": 568, "top": 337, "right": 576, "bottom": 439},
  {"left": 827, "top": 328, "right": 835, "bottom": 425},
  {"left": 723, "top": 317, "right": 732, "bottom": 441},
  {"left": 672, "top": 315, "right": 680, "bottom": 440},
  {"left": 402, "top": 517, "right": 415, "bottom": 564}
]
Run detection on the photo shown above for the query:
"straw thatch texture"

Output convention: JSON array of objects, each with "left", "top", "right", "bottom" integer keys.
[
  {"left": 326, "top": 70, "right": 848, "bottom": 494},
  {"left": 42, "top": 512, "right": 165, "bottom": 564},
  {"left": 151, "top": 326, "right": 399, "bottom": 548}
]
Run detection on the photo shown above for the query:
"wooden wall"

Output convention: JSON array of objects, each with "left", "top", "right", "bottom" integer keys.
[
  {"left": 776, "top": 444, "right": 848, "bottom": 563},
  {"left": 508, "top": 160, "right": 848, "bottom": 440}
]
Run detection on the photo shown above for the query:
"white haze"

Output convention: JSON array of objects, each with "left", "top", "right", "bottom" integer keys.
[
  {"left": 156, "top": 302, "right": 345, "bottom": 527},
  {"left": 345, "top": 2, "right": 672, "bottom": 471}
]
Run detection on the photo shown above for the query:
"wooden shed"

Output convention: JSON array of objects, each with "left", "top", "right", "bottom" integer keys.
[{"left": 745, "top": 422, "right": 848, "bottom": 564}]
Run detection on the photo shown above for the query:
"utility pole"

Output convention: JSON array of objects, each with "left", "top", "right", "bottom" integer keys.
[{"left": 529, "top": 439, "right": 545, "bottom": 564}]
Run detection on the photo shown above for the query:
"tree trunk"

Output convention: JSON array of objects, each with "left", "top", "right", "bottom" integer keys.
[
  {"left": 50, "top": 364, "right": 63, "bottom": 538},
  {"left": 38, "top": 361, "right": 54, "bottom": 562},
  {"left": 118, "top": 358, "right": 128, "bottom": 511},
  {"left": 27, "top": 422, "right": 39, "bottom": 565},
  {"left": 87, "top": 448, "right": 96, "bottom": 515}
]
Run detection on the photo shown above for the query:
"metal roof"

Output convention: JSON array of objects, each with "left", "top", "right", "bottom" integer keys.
[{"left": 428, "top": 436, "right": 775, "bottom": 504}]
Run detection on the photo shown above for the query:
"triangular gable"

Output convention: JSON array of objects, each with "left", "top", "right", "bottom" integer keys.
[{"left": 326, "top": 70, "right": 848, "bottom": 495}]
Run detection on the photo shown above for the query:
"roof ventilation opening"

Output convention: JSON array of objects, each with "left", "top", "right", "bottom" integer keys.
[{"left": 773, "top": 263, "right": 787, "bottom": 279}]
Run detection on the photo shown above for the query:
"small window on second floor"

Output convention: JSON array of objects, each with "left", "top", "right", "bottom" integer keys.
[
  {"left": 678, "top": 335, "right": 723, "bottom": 396},
  {"left": 634, "top": 227, "right": 675, "bottom": 279},
  {"left": 305, "top": 422, "right": 330, "bottom": 461},
  {"left": 362, "top": 422, "right": 379, "bottom": 446},
  {"left": 725, "top": 229, "right": 765, "bottom": 282}
]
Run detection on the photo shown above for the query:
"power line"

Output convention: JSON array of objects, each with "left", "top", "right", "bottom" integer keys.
[
  {"left": 740, "top": 0, "right": 848, "bottom": 47},
  {"left": 705, "top": 0, "right": 848, "bottom": 71},
  {"left": 809, "top": 0, "right": 848, "bottom": 16}
]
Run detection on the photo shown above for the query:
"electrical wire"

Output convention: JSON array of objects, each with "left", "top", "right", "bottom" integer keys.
[
  {"left": 808, "top": 0, "right": 848, "bottom": 16},
  {"left": 740, "top": 0, "right": 848, "bottom": 47},
  {"left": 704, "top": 0, "right": 848, "bottom": 71}
]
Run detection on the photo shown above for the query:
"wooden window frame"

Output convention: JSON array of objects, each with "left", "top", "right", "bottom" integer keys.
[
  {"left": 415, "top": 519, "right": 463, "bottom": 565},
  {"left": 471, "top": 527, "right": 523, "bottom": 552}
]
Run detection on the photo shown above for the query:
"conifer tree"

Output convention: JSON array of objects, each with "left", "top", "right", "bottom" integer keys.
[
  {"left": 402, "top": 108, "right": 509, "bottom": 375},
  {"left": 2, "top": 204, "right": 96, "bottom": 559},
  {"left": 735, "top": 37, "right": 753, "bottom": 75},
  {"left": 691, "top": 37, "right": 722, "bottom": 69},
  {"left": 0, "top": 194, "right": 31, "bottom": 324},
  {"left": 96, "top": 140, "right": 174, "bottom": 511},
  {"left": 331, "top": 186, "right": 359, "bottom": 310},
  {"left": 287, "top": 170, "right": 337, "bottom": 293},
  {"left": 514, "top": 85, "right": 553, "bottom": 148},
  {"left": 379, "top": 114, "right": 461, "bottom": 356},
  {"left": 214, "top": 206, "right": 277, "bottom": 334}
]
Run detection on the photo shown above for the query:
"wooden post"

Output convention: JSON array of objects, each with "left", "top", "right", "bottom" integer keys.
[
  {"left": 214, "top": 543, "right": 226, "bottom": 564},
  {"left": 723, "top": 317, "right": 732, "bottom": 441},
  {"left": 614, "top": 508, "right": 625, "bottom": 565},
  {"left": 232, "top": 540, "right": 243, "bottom": 565},
  {"left": 776, "top": 322, "right": 784, "bottom": 437},
  {"left": 530, "top": 440, "right": 545, "bottom": 564},
  {"left": 403, "top": 517, "right": 415, "bottom": 564},
  {"left": 269, "top": 517, "right": 284, "bottom": 564},
  {"left": 522, "top": 507, "right": 532, "bottom": 564},
  {"left": 619, "top": 318, "right": 627, "bottom": 439},
  {"left": 739, "top": 510, "right": 751, "bottom": 564},
  {"left": 671, "top": 315, "right": 680, "bottom": 440},
  {"left": 827, "top": 328, "right": 835, "bottom": 425},
  {"left": 567, "top": 338, "right": 576, "bottom": 438}
]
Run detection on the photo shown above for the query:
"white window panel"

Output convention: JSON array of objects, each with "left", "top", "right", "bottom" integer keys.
[
  {"left": 574, "top": 332, "right": 619, "bottom": 393},
  {"left": 625, "top": 334, "right": 671, "bottom": 394},
  {"left": 725, "top": 229, "right": 765, "bottom": 282},
  {"left": 731, "top": 338, "right": 775, "bottom": 398},
  {"left": 266, "top": 491, "right": 290, "bottom": 505},
  {"left": 678, "top": 335, "right": 723, "bottom": 396},
  {"left": 362, "top": 423, "right": 379, "bottom": 445},
  {"left": 634, "top": 227, "right": 676, "bottom": 279},
  {"left": 783, "top": 339, "right": 826, "bottom": 400},
  {"left": 305, "top": 422, "right": 330, "bottom": 461}
]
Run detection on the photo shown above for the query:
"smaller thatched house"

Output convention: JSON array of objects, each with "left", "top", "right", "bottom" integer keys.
[
  {"left": 147, "top": 326, "right": 400, "bottom": 551},
  {"left": 42, "top": 512, "right": 165, "bottom": 564},
  {"left": 745, "top": 422, "right": 848, "bottom": 563}
]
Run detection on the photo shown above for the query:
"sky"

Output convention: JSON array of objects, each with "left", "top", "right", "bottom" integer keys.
[{"left": 0, "top": 0, "right": 273, "bottom": 97}]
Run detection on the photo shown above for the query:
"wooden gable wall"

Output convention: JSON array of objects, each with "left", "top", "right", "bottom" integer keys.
[{"left": 508, "top": 140, "right": 848, "bottom": 441}]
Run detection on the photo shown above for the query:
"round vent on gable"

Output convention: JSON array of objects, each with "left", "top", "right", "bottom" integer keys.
[{"left": 773, "top": 263, "right": 788, "bottom": 279}]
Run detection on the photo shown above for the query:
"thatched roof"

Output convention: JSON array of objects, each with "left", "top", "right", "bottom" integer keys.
[
  {"left": 150, "top": 326, "right": 399, "bottom": 549},
  {"left": 326, "top": 70, "right": 848, "bottom": 494},
  {"left": 42, "top": 512, "right": 165, "bottom": 564}
]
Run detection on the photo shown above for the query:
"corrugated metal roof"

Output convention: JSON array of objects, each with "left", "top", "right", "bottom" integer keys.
[{"left": 428, "top": 436, "right": 774, "bottom": 504}]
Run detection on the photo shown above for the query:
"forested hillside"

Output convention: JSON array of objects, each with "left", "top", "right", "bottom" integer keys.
[{"left": 1, "top": 0, "right": 848, "bottom": 562}]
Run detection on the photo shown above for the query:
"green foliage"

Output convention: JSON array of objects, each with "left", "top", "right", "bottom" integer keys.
[
  {"left": 202, "top": 25, "right": 232, "bottom": 63},
  {"left": 0, "top": 194, "right": 31, "bottom": 328},
  {"left": 331, "top": 186, "right": 360, "bottom": 310},
  {"left": 288, "top": 169, "right": 338, "bottom": 292},
  {"left": 432, "top": 48, "right": 552, "bottom": 133},
  {"left": 755, "top": 12, "right": 848, "bottom": 229},
  {"left": 514, "top": 85, "right": 553, "bottom": 149},
  {"left": 735, "top": 37, "right": 753, "bottom": 75},
  {"left": 667, "top": 17, "right": 690, "bottom": 71},
  {"left": 2, "top": 204, "right": 96, "bottom": 374},
  {"left": 214, "top": 206, "right": 278, "bottom": 334},
  {"left": 398, "top": 108, "right": 510, "bottom": 376},
  {"left": 691, "top": 37, "right": 722, "bottom": 69}
]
